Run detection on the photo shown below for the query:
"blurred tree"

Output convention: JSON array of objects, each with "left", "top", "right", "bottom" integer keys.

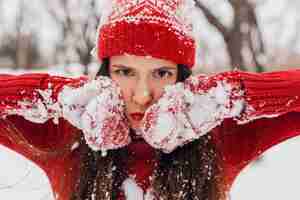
[
  {"left": 46, "top": 0, "right": 100, "bottom": 74},
  {"left": 195, "top": 0, "right": 265, "bottom": 72},
  {"left": 0, "top": 33, "right": 41, "bottom": 69},
  {"left": 0, "top": 0, "right": 42, "bottom": 69},
  {"left": 2, "top": 0, "right": 299, "bottom": 73}
]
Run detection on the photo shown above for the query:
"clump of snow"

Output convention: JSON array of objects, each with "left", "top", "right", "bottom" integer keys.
[
  {"left": 37, "top": 88, "right": 62, "bottom": 124},
  {"left": 7, "top": 99, "right": 52, "bottom": 124},
  {"left": 122, "top": 178, "right": 144, "bottom": 200},
  {"left": 121, "top": 178, "right": 157, "bottom": 200},
  {"left": 59, "top": 76, "right": 131, "bottom": 153},
  {"left": 141, "top": 78, "right": 244, "bottom": 153},
  {"left": 2, "top": 75, "right": 131, "bottom": 154},
  {"left": 5, "top": 88, "right": 61, "bottom": 124},
  {"left": 141, "top": 83, "right": 197, "bottom": 153},
  {"left": 58, "top": 78, "right": 105, "bottom": 129}
]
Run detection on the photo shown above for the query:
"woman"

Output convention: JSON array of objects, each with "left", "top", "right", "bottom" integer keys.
[{"left": 1, "top": 0, "right": 300, "bottom": 199}]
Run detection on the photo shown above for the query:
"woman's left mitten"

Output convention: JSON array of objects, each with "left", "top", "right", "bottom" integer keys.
[{"left": 140, "top": 72, "right": 245, "bottom": 153}]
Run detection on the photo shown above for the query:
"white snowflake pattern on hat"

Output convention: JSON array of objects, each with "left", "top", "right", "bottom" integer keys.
[{"left": 94, "top": 0, "right": 202, "bottom": 68}]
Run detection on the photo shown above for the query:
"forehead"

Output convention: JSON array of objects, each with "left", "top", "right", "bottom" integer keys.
[{"left": 110, "top": 54, "right": 177, "bottom": 70}]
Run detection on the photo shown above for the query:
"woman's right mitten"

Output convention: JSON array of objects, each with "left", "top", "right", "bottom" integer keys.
[{"left": 58, "top": 76, "right": 131, "bottom": 154}]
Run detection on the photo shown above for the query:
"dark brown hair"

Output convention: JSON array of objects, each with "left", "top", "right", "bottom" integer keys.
[{"left": 72, "top": 58, "right": 225, "bottom": 200}]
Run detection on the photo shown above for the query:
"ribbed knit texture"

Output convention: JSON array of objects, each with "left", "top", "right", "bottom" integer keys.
[
  {"left": 0, "top": 74, "right": 85, "bottom": 200},
  {"left": 99, "top": 20, "right": 195, "bottom": 68},
  {"left": 238, "top": 70, "right": 300, "bottom": 122},
  {"left": 97, "top": 0, "right": 196, "bottom": 68},
  {"left": 0, "top": 74, "right": 87, "bottom": 115}
]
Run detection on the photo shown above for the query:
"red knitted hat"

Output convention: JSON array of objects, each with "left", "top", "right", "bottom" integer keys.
[{"left": 94, "top": 0, "right": 198, "bottom": 69}]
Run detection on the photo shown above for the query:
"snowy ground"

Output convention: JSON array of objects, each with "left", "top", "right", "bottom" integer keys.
[
  {"left": 0, "top": 145, "right": 54, "bottom": 200},
  {"left": 230, "top": 136, "right": 300, "bottom": 200},
  {"left": 1, "top": 136, "right": 300, "bottom": 200},
  {"left": 0, "top": 68, "right": 300, "bottom": 199}
]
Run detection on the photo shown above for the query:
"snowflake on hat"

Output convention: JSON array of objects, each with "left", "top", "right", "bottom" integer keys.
[{"left": 93, "top": 0, "right": 201, "bottom": 69}]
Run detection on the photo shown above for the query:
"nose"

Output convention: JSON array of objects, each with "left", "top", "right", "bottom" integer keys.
[{"left": 132, "top": 79, "right": 153, "bottom": 108}]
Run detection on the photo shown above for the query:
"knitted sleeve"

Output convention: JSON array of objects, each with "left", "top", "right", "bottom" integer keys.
[
  {"left": 0, "top": 73, "right": 87, "bottom": 122},
  {"left": 214, "top": 69, "right": 300, "bottom": 188},
  {"left": 238, "top": 69, "right": 300, "bottom": 122},
  {"left": 0, "top": 74, "right": 90, "bottom": 200},
  {"left": 0, "top": 73, "right": 86, "bottom": 160}
]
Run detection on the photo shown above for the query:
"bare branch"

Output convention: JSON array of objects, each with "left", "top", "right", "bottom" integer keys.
[{"left": 194, "top": 0, "right": 229, "bottom": 38}]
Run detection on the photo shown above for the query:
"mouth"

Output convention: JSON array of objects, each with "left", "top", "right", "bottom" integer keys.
[{"left": 130, "top": 112, "right": 145, "bottom": 122}]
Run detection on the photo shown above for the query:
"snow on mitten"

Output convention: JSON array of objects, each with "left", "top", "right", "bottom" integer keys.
[
  {"left": 0, "top": 74, "right": 87, "bottom": 124},
  {"left": 58, "top": 76, "right": 131, "bottom": 153},
  {"left": 141, "top": 72, "right": 245, "bottom": 153}
]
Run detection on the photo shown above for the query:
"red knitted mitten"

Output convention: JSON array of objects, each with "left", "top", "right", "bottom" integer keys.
[
  {"left": 141, "top": 71, "right": 244, "bottom": 153},
  {"left": 0, "top": 74, "right": 131, "bottom": 154},
  {"left": 58, "top": 76, "right": 131, "bottom": 153}
]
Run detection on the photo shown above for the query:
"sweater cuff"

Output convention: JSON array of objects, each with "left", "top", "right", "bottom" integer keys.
[
  {"left": 0, "top": 74, "right": 50, "bottom": 113},
  {"left": 0, "top": 74, "right": 87, "bottom": 123},
  {"left": 237, "top": 70, "right": 300, "bottom": 123}
]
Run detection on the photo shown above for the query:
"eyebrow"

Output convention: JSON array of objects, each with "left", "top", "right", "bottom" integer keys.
[
  {"left": 111, "top": 64, "right": 131, "bottom": 68},
  {"left": 111, "top": 65, "right": 136, "bottom": 72},
  {"left": 156, "top": 66, "right": 177, "bottom": 71},
  {"left": 111, "top": 64, "right": 177, "bottom": 71}
]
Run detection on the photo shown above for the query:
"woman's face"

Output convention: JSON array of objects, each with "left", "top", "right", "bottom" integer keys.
[{"left": 110, "top": 55, "right": 178, "bottom": 130}]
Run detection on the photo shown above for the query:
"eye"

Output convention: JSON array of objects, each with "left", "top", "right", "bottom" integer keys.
[
  {"left": 112, "top": 68, "right": 135, "bottom": 77},
  {"left": 153, "top": 69, "right": 174, "bottom": 79}
]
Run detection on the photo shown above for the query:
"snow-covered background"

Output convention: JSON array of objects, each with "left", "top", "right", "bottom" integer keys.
[{"left": 1, "top": 0, "right": 300, "bottom": 199}]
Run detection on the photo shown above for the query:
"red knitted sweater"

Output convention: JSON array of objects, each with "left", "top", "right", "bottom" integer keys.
[{"left": 1, "top": 70, "right": 300, "bottom": 199}]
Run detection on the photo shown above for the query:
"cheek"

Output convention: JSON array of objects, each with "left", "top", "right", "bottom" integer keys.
[
  {"left": 110, "top": 75, "right": 131, "bottom": 104},
  {"left": 115, "top": 80, "right": 134, "bottom": 113},
  {"left": 121, "top": 88, "right": 132, "bottom": 109},
  {"left": 152, "top": 87, "right": 164, "bottom": 102},
  {"left": 151, "top": 80, "right": 175, "bottom": 101}
]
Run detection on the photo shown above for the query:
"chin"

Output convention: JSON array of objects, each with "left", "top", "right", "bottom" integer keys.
[{"left": 129, "top": 121, "right": 140, "bottom": 130}]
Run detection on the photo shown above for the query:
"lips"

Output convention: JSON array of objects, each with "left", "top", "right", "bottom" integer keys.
[{"left": 130, "top": 113, "right": 145, "bottom": 121}]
